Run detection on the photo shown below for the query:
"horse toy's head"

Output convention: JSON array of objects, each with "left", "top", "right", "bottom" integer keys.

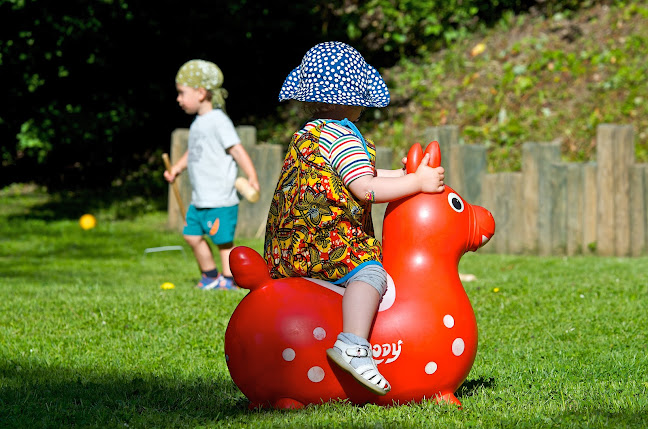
[{"left": 382, "top": 141, "right": 495, "bottom": 279}]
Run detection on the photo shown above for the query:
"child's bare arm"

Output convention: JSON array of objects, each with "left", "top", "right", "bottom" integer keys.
[
  {"left": 348, "top": 153, "right": 444, "bottom": 203},
  {"left": 227, "top": 143, "right": 260, "bottom": 191},
  {"left": 374, "top": 155, "right": 408, "bottom": 178},
  {"left": 375, "top": 168, "right": 406, "bottom": 178}
]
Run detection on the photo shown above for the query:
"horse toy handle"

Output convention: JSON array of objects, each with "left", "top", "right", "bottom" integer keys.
[{"left": 406, "top": 141, "right": 441, "bottom": 173}]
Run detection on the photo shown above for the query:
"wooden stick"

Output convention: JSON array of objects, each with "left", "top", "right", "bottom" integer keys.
[{"left": 162, "top": 153, "right": 186, "bottom": 219}]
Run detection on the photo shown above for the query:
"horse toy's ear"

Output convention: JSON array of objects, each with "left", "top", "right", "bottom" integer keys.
[
  {"left": 405, "top": 143, "right": 423, "bottom": 174},
  {"left": 405, "top": 141, "right": 441, "bottom": 173},
  {"left": 424, "top": 141, "right": 441, "bottom": 168}
]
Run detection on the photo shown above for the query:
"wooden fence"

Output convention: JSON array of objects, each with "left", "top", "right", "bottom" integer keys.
[{"left": 167, "top": 124, "right": 647, "bottom": 257}]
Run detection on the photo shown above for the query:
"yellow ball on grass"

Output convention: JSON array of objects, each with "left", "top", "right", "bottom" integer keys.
[{"left": 79, "top": 214, "right": 97, "bottom": 230}]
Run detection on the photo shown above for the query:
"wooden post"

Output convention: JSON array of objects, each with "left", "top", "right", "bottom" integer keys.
[
  {"left": 630, "top": 165, "right": 646, "bottom": 256},
  {"left": 566, "top": 164, "right": 585, "bottom": 255},
  {"left": 478, "top": 173, "right": 522, "bottom": 254},
  {"left": 644, "top": 166, "right": 648, "bottom": 255},
  {"left": 449, "top": 144, "right": 487, "bottom": 205},
  {"left": 506, "top": 172, "right": 524, "bottom": 254},
  {"left": 494, "top": 174, "right": 508, "bottom": 254},
  {"left": 237, "top": 125, "right": 256, "bottom": 148},
  {"left": 582, "top": 163, "right": 598, "bottom": 254},
  {"left": 549, "top": 163, "right": 568, "bottom": 255},
  {"left": 596, "top": 124, "right": 634, "bottom": 256},
  {"left": 168, "top": 129, "right": 191, "bottom": 232},
  {"left": 479, "top": 174, "right": 497, "bottom": 254},
  {"left": 522, "top": 142, "right": 561, "bottom": 255}
]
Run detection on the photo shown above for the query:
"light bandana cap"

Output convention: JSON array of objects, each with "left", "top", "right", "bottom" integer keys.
[
  {"left": 176, "top": 59, "right": 228, "bottom": 110},
  {"left": 278, "top": 41, "right": 390, "bottom": 108}
]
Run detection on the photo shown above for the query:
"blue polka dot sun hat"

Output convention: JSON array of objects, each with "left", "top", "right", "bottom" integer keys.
[{"left": 278, "top": 41, "right": 390, "bottom": 108}]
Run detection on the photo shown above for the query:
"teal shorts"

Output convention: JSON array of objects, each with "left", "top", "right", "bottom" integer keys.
[{"left": 183, "top": 204, "right": 238, "bottom": 245}]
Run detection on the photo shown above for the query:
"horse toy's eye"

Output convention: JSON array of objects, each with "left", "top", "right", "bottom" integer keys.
[{"left": 447, "top": 193, "right": 464, "bottom": 213}]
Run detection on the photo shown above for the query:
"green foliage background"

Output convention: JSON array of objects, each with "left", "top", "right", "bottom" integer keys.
[
  {"left": 0, "top": 0, "right": 622, "bottom": 195},
  {"left": 0, "top": 0, "right": 326, "bottom": 191}
]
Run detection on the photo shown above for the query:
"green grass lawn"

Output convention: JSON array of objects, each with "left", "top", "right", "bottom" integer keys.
[{"left": 1, "top": 187, "right": 647, "bottom": 428}]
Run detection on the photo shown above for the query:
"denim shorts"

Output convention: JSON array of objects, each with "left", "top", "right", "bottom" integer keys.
[
  {"left": 183, "top": 204, "right": 238, "bottom": 245},
  {"left": 335, "top": 261, "right": 388, "bottom": 297}
]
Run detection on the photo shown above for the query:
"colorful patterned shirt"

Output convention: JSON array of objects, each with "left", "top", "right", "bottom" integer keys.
[{"left": 264, "top": 120, "right": 382, "bottom": 282}]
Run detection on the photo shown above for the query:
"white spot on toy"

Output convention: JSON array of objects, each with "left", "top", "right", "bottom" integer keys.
[
  {"left": 378, "top": 274, "right": 396, "bottom": 312},
  {"left": 452, "top": 338, "right": 465, "bottom": 356},
  {"left": 443, "top": 314, "right": 455, "bottom": 328},
  {"left": 282, "top": 348, "right": 296, "bottom": 361},
  {"left": 313, "top": 327, "right": 326, "bottom": 340},
  {"left": 425, "top": 361, "right": 438, "bottom": 374},
  {"left": 308, "top": 366, "right": 325, "bottom": 383}
]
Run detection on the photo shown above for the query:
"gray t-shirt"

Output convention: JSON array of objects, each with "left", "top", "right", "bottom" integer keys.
[{"left": 187, "top": 109, "right": 240, "bottom": 208}]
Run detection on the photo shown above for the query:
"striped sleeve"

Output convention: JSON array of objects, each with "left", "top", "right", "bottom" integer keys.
[
  {"left": 319, "top": 122, "right": 375, "bottom": 186},
  {"left": 293, "top": 120, "right": 320, "bottom": 141}
]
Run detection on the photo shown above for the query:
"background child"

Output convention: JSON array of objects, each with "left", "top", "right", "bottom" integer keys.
[
  {"left": 165, "top": 60, "right": 259, "bottom": 290},
  {"left": 264, "top": 42, "right": 445, "bottom": 395}
]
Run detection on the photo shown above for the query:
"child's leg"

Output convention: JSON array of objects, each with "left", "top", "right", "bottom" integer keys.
[
  {"left": 342, "top": 280, "right": 381, "bottom": 338},
  {"left": 184, "top": 235, "right": 217, "bottom": 272},
  {"left": 217, "top": 242, "right": 234, "bottom": 277},
  {"left": 327, "top": 265, "right": 391, "bottom": 395},
  {"left": 183, "top": 205, "right": 218, "bottom": 274},
  {"left": 205, "top": 205, "right": 237, "bottom": 278}
]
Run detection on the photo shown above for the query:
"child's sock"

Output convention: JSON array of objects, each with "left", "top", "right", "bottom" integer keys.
[
  {"left": 336, "top": 332, "right": 374, "bottom": 369},
  {"left": 203, "top": 268, "right": 220, "bottom": 278}
]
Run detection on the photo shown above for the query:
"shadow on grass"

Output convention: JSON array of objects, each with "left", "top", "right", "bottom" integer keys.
[
  {"left": 0, "top": 360, "right": 250, "bottom": 428},
  {"left": 3, "top": 186, "right": 167, "bottom": 222},
  {"left": 456, "top": 376, "right": 495, "bottom": 399}
]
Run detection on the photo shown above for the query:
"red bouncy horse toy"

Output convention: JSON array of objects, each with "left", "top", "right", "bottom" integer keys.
[{"left": 225, "top": 141, "right": 496, "bottom": 409}]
